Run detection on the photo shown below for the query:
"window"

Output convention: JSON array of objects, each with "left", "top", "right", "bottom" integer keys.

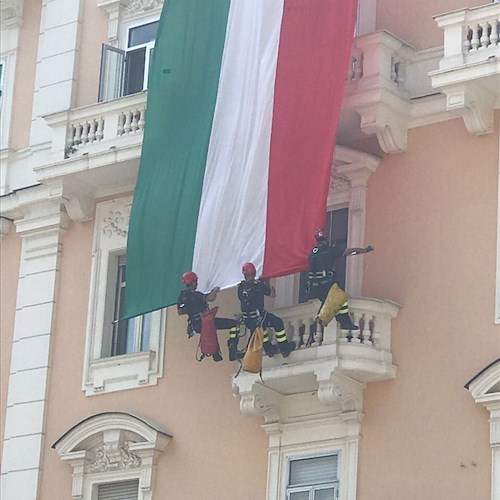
[
  {"left": 83, "top": 197, "right": 166, "bottom": 395},
  {"left": 287, "top": 454, "right": 339, "bottom": 500},
  {"left": 53, "top": 412, "right": 171, "bottom": 500},
  {"left": 98, "top": 480, "right": 139, "bottom": 500},
  {"left": 299, "top": 208, "right": 349, "bottom": 304},
  {"left": 98, "top": 20, "right": 158, "bottom": 102},
  {"left": 107, "top": 255, "right": 152, "bottom": 357}
]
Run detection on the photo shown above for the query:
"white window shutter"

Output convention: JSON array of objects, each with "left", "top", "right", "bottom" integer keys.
[
  {"left": 97, "top": 479, "right": 139, "bottom": 500},
  {"left": 98, "top": 44, "right": 126, "bottom": 102},
  {"left": 289, "top": 455, "right": 338, "bottom": 487}
]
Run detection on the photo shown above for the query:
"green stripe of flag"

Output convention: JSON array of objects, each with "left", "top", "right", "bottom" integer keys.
[{"left": 124, "top": 0, "right": 231, "bottom": 318}]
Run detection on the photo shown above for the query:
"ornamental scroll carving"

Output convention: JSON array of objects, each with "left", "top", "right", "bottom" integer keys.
[
  {"left": 125, "top": 0, "right": 163, "bottom": 14},
  {"left": 102, "top": 209, "right": 130, "bottom": 239},
  {"left": 90, "top": 441, "right": 141, "bottom": 472},
  {"left": 330, "top": 175, "right": 351, "bottom": 194}
]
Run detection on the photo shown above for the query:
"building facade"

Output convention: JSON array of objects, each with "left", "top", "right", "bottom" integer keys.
[{"left": 1, "top": 0, "right": 499, "bottom": 499}]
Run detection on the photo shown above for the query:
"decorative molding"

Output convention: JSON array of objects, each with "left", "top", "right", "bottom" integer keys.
[
  {"left": 358, "top": 100, "right": 410, "bottom": 154},
  {"left": 125, "top": 0, "right": 163, "bottom": 14},
  {"left": 90, "top": 441, "right": 141, "bottom": 472},
  {"left": 0, "top": 0, "right": 23, "bottom": 29},
  {"left": 102, "top": 209, "right": 130, "bottom": 238},
  {"left": 0, "top": 216, "right": 13, "bottom": 237},
  {"left": 444, "top": 85, "right": 495, "bottom": 136}
]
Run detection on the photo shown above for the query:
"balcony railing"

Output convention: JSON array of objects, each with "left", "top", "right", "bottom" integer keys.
[
  {"left": 232, "top": 297, "right": 400, "bottom": 422},
  {"left": 430, "top": 3, "right": 500, "bottom": 136},
  {"left": 43, "top": 91, "right": 147, "bottom": 160}
]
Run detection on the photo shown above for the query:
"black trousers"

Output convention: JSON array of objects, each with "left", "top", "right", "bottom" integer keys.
[
  {"left": 192, "top": 317, "right": 239, "bottom": 334},
  {"left": 243, "top": 312, "right": 284, "bottom": 333}
]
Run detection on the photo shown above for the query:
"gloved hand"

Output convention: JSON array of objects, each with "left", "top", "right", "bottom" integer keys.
[{"left": 365, "top": 245, "right": 374, "bottom": 253}]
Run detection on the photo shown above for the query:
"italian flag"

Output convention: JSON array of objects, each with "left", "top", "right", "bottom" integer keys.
[{"left": 125, "top": 0, "right": 358, "bottom": 319}]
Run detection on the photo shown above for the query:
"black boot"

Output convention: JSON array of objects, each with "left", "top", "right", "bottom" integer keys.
[
  {"left": 263, "top": 340, "right": 278, "bottom": 357},
  {"left": 335, "top": 313, "right": 359, "bottom": 331},
  {"left": 227, "top": 338, "right": 244, "bottom": 361},
  {"left": 278, "top": 340, "right": 296, "bottom": 358},
  {"left": 212, "top": 349, "right": 223, "bottom": 362}
]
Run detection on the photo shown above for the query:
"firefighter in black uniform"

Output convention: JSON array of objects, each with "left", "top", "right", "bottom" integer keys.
[
  {"left": 308, "top": 228, "right": 373, "bottom": 330},
  {"left": 177, "top": 271, "right": 242, "bottom": 361},
  {"left": 237, "top": 262, "right": 296, "bottom": 358}
]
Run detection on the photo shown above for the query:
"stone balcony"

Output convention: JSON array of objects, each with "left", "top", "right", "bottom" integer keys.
[
  {"left": 232, "top": 297, "right": 400, "bottom": 424},
  {"left": 430, "top": 3, "right": 500, "bottom": 135}
]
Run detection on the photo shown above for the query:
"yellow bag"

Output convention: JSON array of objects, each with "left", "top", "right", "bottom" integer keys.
[
  {"left": 317, "top": 283, "right": 349, "bottom": 327},
  {"left": 242, "top": 327, "right": 264, "bottom": 373}
]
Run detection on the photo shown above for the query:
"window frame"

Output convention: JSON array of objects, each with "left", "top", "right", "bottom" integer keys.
[
  {"left": 286, "top": 452, "right": 340, "bottom": 500},
  {"left": 82, "top": 197, "right": 166, "bottom": 396}
]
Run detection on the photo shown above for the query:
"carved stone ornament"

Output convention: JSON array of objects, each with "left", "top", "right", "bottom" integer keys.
[
  {"left": 330, "top": 175, "right": 351, "bottom": 194},
  {"left": 240, "top": 392, "right": 279, "bottom": 424},
  {"left": 102, "top": 209, "right": 130, "bottom": 238},
  {"left": 125, "top": 0, "right": 163, "bottom": 14},
  {"left": 90, "top": 441, "right": 141, "bottom": 472}
]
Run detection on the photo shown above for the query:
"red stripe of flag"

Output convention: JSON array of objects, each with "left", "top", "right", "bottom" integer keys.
[{"left": 263, "top": 0, "right": 358, "bottom": 279}]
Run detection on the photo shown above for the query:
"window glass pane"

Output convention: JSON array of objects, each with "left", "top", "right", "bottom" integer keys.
[
  {"left": 299, "top": 208, "right": 349, "bottom": 303},
  {"left": 141, "top": 313, "right": 152, "bottom": 351},
  {"left": 289, "top": 455, "right": 338, "bottom": 487},
  {"left": 128, "top": 21, "right": 159, "bottom": 47},
  {"left": 124, "top": 47, "right": 146, "bottom": 96},
  {"left": 98, "top": 45, "right": 125, "bottom": 102},
  {"left": 314, "top": 487, "right": 336, "bottom": 500},
  {"left": 290, "top": 492, "right": 310, "bottom": 500}
]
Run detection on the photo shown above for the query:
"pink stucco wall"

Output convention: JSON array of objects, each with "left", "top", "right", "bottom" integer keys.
[
  {"left": 359, "top": 115, "right": 498, "bottom": 500},
  {"left": 75, "top": 0, "right": 108, "bottom": 107},
  {"left": 38, "top": 211, "right": 269, "bottom": 500},
  {"left": 0, "top": 229, "right": 21, "bottom": 460},
  {"left": 376, "top": 0, "right": 488, "bottom": 49},
  {"left": 10, "top": 0, "right": 41, "bottom": 150}
]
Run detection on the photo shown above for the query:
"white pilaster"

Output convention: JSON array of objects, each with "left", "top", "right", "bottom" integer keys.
[
  {"left": 30, "top": 0, "right": 84, "bottom": 151},
  {"left": 1, "top": 201, "right": 69, "bottom": 500}
]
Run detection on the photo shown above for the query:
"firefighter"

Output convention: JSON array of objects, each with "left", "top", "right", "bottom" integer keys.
[
  {"left": 308, "top": 228, "right": 374, "bottom": 330},
  {"left": 237, "top": 262, "right": 296, "bottom": 358},
  {"left": 177, "top": 271, "right": 242, "bottom": 361}
]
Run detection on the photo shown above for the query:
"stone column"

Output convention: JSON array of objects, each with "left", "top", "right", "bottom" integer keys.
[{"left": 1, "top": 201, "right": 69, "bottom": 500}]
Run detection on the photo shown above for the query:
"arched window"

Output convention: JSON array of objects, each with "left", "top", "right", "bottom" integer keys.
[{"left": 53, "top": 412, "right": 171, "bottom": 500}]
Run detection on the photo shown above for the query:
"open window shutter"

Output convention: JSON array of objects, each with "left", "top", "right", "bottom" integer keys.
[
  {"left": 97, "top": 479, "right": 139, "bottom": 500},
  {"left": 98, "top": 44, "right": 125, "bottom": 102}
]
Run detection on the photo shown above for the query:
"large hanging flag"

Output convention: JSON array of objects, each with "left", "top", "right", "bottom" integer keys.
[{"left": 124, "top": 0, "right": 358, "bottom": 319}]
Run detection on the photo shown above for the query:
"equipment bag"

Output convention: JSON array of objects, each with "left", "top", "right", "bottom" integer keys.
[
  {"left": 200, "top": 307, "right": 220, "bottom": 356},
  {"left": 242, "top": 326, "right": 264, "bottom": 373},
  {"left": 317, "top": 283, "right": 349, "bottom": 327}
]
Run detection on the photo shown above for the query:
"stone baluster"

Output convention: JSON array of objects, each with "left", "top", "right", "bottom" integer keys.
[
  {"left": 464, "top": 28, "right": 472, "bottom": 52},
  {"left": 117, "top": 113, "right": 125, "bottom": 136},
  {"left": 289, "top": 318, "right": 300, "bottom": 348},
  {"left": 81, "top": 122, "right": 89, "bottom": 145},
  {"left": 490, "top": 19, "right": 499, "bottom": 46},
  {"left": 88, "top": 120, "right": 96, "bottom": 143},
  {"left": 73, "top": 124, "right": 82, "bottom": 145},
  {"left": 124, "top": 111, "right": 133, "bottom": 134},
  {"left": 354, "top": 54, "right": 363, "bottom": 80},
  {"left": 480, "top": 22, "right": 490, "bottom": 48},
  {"left": 96, "top": 118, "right": 104, "bottom": 141},
  {"left": 131, "top": 111, "right": 140, "bottom": 132},
  {"left": 138, "top": 107, "right": 146, "bottom": 131},
  {"left": 370, "top": 316, "right": 380, "bottom": 346},
  {"left": 471, "top": 24, "right": 480, "bottom": 50},
  {"left": 67, "top": 126, "right": 76, "bottom": 149},
  {"left": 347, "top": 56, "right": 355, "bottom": 81}
]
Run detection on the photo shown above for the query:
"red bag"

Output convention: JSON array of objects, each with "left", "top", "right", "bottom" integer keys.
[{"left": 200, "top": 307, "right": 220, "bottom": 356}]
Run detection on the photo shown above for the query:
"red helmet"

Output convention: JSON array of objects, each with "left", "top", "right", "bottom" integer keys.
[
  {"left": 242, "top": 262, "right": 256, "bottom": 276},
  {"left": 182, "top": 271, "right": 198, "bottom": 285},
  {"left": 315, "top": 228, "right": 327, "bottom": 242}
]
